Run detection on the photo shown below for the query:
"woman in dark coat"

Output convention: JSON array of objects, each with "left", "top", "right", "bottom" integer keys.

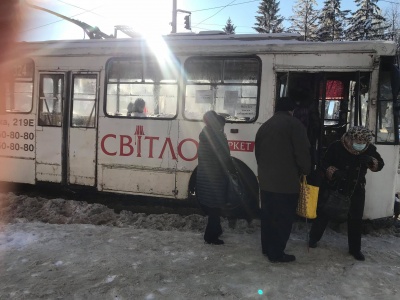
[
  {"left": 196, "top": 111, "right": 235, "bottom": 245},
  {"left": 309, "top": 126, "right": 384, "bottom": 261}
]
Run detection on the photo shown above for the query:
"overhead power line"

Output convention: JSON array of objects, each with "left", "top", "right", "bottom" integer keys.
[
  {"left": 22, "top": 5, "right": 103, "bottom": 33},
  {"left": 195, "top": 0, "right": 237, "bottom": 27},
  {"left": 55, "top": 0, "right": 106, "bottom": 18},
  {"left": 191, "top": 0, "right": 259, "bottom": 13}
]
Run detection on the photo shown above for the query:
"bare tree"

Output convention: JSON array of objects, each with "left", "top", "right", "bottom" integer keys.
[
  {"left": 384, "top": 4, "right": 400, "bottom": 43},
  {"left": 288, "top": 0, "right": 319, "bottom": 41}
]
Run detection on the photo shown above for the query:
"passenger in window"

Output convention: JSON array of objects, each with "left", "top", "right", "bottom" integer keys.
[
  {"left": 309, "top": 126, "right": 384, "bottom": 261},
  {"left": 196, "top": 110, "right": 236, "bottom": 245},
  {"left": 292, "top": 90, "right": 321, "bottom": 169},
  {"left": 255, "top": 97, "right": 311, "bottom": 263},
  {"left": 127, "top": 98, "right": 146, "bottom": 117}
]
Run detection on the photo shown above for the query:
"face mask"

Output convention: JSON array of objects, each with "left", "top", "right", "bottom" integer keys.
[{"left": 352, "top": 143, "right": 367, "bottom": 151}]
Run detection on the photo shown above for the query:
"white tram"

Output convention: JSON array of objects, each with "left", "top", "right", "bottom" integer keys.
[{"left": 1, "top": 32, "right": 399, "bottom": 219}]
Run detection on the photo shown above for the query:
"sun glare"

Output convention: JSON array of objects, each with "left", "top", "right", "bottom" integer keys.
[
  {"left": 106, "top": 1, "right": 178, "bottom": 73},
  {"left": 107, "top": 0, "right": 172, "bottom": 36}
]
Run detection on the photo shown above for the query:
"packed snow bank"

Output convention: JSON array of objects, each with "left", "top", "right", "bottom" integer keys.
[
  {"left": 0, "top": 193, "right": 257, "bottom": 233},
  {"left": 1, "top": 192, "right": 398, "bottom": 237}
]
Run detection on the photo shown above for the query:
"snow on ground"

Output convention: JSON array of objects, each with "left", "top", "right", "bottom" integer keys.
[{"left": 0, "top": 192, "right": 400, "bottom": 299}]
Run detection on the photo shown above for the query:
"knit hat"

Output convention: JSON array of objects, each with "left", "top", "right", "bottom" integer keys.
[
  {"left": 275, "top": 97, "right": 295, "bottom": 112},
  {"left": 346, "top": 126, "right": 373, "bottom": 143}
]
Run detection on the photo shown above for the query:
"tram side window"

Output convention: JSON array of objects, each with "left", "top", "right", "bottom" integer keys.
[
  {"left": 184, "top": 57, "right": 260, "bottom": 122},
  {"left": 71, "top": 75, "right": 97, "bottom": 128},
  {"left": 106, "top": 58, "right": 179, "bottom": 118},
  {"left": 38, "top": 74, "right": 63, "bottom": 126},
  {"left": 3, "top": 59, "right": 34, "bottom": 113},
  {"left": 377, "top": 69, "right": 397, "bottom": 143}
]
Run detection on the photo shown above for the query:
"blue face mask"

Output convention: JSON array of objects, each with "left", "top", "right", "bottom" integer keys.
[{"left": 352, "top": 143, "right": 367, "bottom": 151}]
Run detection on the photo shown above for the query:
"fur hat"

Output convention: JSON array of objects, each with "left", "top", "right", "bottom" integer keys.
[{"left": 346, "top": 126, "right": 373, "bottom": 143}]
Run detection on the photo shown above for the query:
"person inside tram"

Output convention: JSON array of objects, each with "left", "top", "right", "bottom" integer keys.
[
  {"left": 127, "top": 98, "right": 146, "bottom": 117},
  {"left": 292, "top": 89, "right": 321, "bottom": 171}
]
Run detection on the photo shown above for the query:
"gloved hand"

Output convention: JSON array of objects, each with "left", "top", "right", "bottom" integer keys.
[
  {"left": 359, "top": 155, "right": 373, "bottom": 166},
  {"left": 333, "top": 170, "right": 346, "bottom": 181}
]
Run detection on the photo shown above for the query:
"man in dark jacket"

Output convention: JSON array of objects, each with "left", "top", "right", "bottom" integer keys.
[
  {"left": 255, "top": 97, "right": 311, "bottom": 263},
  {"left": 309, "top": 126, "right": 384, "bottom": 261}
]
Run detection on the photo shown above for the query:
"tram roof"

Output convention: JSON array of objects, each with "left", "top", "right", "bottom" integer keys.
[{"left": 17, "top": 32, "right": 397, "bottom": 57}]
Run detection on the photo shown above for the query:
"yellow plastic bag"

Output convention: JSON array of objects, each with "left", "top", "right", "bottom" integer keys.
[{"left": 297, "top": 175, "right": 319, "bottom": 219}]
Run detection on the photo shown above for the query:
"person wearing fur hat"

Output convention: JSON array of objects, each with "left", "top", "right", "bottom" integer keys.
[
  {"left": 196, "top": 110, "right": 236, "bottom": 245},
  {"left": 255, "top": 97, "right": 311, "bottom": 263},
  {"left": 309, "top": 126, "right": 384, "bottom": 261}
]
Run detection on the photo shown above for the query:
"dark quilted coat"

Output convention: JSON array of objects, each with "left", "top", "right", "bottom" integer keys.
[{"left": 196, "top": 126, "right": 233, "bottom": 208}]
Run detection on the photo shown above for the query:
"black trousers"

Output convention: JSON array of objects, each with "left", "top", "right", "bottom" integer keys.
[
  {"left": 394, "top": 201, "right": 400, "bottom": 219},
  {"left": 260, "top": 190, "right": 298, "bottom": 260},
  {"left": 309, "top": 186, "right": 365, "bottom": 253},
  {"left": 201, "top": 205, "right": 223, "bottom": 242}
]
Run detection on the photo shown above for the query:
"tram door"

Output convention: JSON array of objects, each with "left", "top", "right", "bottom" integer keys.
[
  {"left": 276, "top": 71, "right": 367, "bottom": 168},
  {"left": 36, "top": 72, "right": 98, "bottom": 186}
]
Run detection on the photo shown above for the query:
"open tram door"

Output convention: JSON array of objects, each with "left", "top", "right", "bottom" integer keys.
[
  {"left": 278, "top": 65, "right": 400, "bottom": 219},
  {"left": 276, "top": 71, "right": 370, "bottom": 169},
  {"left": 36, "top": 71, "right": 99, "bottom": 187}
]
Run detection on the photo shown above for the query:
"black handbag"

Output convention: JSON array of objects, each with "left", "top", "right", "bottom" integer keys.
[
  {"left": 321, "top": 189, "right": 351, "bottom": 223},
  {"left": 226, "top": 172, "right": 245, "bottom": 209},
  {"left": 321, "top": 168, "right": 360, "bottom": 223}
]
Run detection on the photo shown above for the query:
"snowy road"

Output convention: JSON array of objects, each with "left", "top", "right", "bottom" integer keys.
[
  {"left": 0, "top": 192, "right": 399, "bottom": 299},
  {"left": 0, "top": 221, "right": 399, "bottom": 300}
]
